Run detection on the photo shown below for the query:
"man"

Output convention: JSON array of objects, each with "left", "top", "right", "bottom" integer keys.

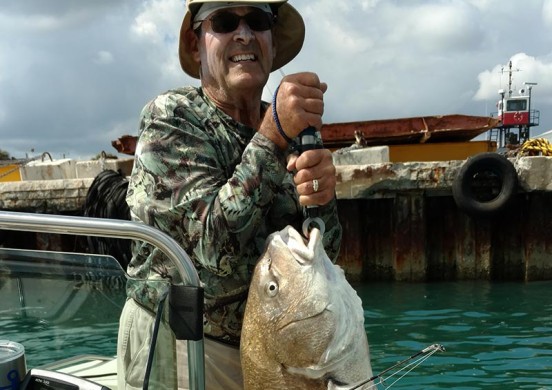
[{"left": 117, "top": 0, "right": 342, "bottom": 388}]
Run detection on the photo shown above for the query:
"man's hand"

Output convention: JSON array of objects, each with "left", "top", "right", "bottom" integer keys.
[
  {"left": 287, "top": 148, "right": 336, "bottom": 207},
  {"left": 275, "top": 72, "right": 327, "bottom": 139},
  {"left": 259, "top": 72, "right": 327, "bottom": 149}
]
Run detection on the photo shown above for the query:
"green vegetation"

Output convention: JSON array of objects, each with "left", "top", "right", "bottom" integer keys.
[{"left": 0, "top": 149, "right": 12, "bottom": 160}]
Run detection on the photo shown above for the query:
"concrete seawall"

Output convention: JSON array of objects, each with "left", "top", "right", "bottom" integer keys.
[
  {"left": 2, "top": 155, "right": 552, "bottom": 281},
  {"left": 335, "top": 156, "right": 552, "bottom": 282}
]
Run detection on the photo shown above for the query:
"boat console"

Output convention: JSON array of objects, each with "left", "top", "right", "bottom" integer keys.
[{"left": 21, "top": 368, "right": 109, "bottom": 390}]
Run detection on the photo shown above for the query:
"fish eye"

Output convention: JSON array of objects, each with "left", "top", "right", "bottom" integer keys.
[{"left": 266, "top": 280, "right": 279, "bottom": 297}]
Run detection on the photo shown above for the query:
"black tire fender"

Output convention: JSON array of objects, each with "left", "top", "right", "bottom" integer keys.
[{"left": 452, "top": 152, "right": 518, "bottom": 217}]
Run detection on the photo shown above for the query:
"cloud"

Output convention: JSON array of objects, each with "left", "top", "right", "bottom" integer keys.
[
  {"left": 474, "top": 53, "right": 552, "bottom": 103},
  {"left": 289, "top": 0, "right": 494, "bottom": 121},
  {"left": 2, "top": 0, "right": 552, "bottom": 158},
  {"left": 384, "top": 2, "right": 484, "bottom": 53},
  {"left": 94, "top": 51, "right": 114, "bottom": 65},
  {"left": 131, "top": 0, "right": 183, "bottom": 43},
  {"left": 544, "top": 0, "right": 552, "bottom": 28},
  {"left": 130, "top": 0, "right": 188, "bottom": 84},
  {"left": 0, "top": 1, "right": 125, "bottom": 33}
]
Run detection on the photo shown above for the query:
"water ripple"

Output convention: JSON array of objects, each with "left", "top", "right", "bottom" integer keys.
[{"left": 357, "top": 281, "right": 552, "bottom": 389}]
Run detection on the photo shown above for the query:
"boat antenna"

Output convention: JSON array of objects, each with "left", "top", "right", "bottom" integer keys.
[{"left": 501, "top": 60, "right": 522, "bottom": 97}]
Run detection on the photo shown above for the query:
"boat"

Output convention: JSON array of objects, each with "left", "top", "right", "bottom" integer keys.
[
  {"left": 111, "top": 114, "right": 501, "bottom": 156},
  {"left": 320, "top": 114, "right": 500, "bottom": 150},
  {"left": 0, "top": 211, "right": 206, "bottom": 390}
]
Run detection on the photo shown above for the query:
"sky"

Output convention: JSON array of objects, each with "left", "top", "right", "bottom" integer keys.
[{"left": 1, "top": 0, "right": 552, "bottom": 160}]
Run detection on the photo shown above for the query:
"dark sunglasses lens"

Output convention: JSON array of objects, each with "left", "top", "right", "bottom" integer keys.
[
  {"left": 210, "top": 11, "right": 273, "bottom": 33},
  {"left": 244, "top": 10, "right": 273, "bottom": 31},
  {"left": 211, "top": 12, "right": 240, "bottom": 33}
]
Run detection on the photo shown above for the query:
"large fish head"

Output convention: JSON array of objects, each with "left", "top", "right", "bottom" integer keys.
[
  {"left": 241, "top": 225, "right": 373, "bottom": 388},
  {"left": 244, "top": 225, "right": 345, "bottom": 368}
]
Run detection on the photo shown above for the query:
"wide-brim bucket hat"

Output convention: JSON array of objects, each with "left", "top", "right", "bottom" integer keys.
[{"left": 179, "top": 0, "right": 305, "bottom": 79}]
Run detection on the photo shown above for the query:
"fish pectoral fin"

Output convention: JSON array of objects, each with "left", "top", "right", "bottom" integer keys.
[
  {"left": 327, "top": 379, "right": 350, "bottom": 390},
  {"left": 328, "top": 378, "right": 374, "bottom": 390}
]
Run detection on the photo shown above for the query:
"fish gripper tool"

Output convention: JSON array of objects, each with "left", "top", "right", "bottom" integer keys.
[{"left": 296, "top": 127, "right": 326, "bottom": 237}]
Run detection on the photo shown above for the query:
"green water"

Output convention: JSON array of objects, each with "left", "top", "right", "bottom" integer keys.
[
  {"left": 2, "top": 279, "right": 551, "bottom": 389},
  {"left": 0, "top": 282, "right": 126, "bottom": 368},
  {"left": 357, "top": 281, "right": 552, "bottom": 389}
]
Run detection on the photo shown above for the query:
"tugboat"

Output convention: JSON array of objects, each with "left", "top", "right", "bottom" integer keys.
[{"left": 489, "top": 60, "right": 540, "bottom": 148}]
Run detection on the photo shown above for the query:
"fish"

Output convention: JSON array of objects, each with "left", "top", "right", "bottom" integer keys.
[{"left": 240, "top": 225, "right": 373, "bottom": 389}]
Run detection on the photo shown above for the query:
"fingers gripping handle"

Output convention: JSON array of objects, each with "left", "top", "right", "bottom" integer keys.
[
  {"left": 297, "top": 127, "right": 326, "bottom": 237},
  {"left": 295, "top": 126, "right": 321, "bottom": 154}
]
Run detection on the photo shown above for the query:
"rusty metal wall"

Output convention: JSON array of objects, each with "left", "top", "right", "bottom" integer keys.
[{"left": 336, "top": 192, "right": 552, "bottom": 282}]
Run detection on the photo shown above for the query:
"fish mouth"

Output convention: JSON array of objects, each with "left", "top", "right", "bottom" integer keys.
[
  {"left": 284, "top": 341, "right": 354, "bottom": 381},
  {"left": 277, "top": 306, "right": 329, "bottom": 331}
]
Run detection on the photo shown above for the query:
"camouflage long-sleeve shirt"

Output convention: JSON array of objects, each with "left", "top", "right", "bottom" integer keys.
[{"left": 126, "top": 86, "right": 342, "bottom": 345}]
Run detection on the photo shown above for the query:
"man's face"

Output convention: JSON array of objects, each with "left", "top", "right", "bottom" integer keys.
[{"left": 196, "top": 6, "right": 276, "bottom": 93}]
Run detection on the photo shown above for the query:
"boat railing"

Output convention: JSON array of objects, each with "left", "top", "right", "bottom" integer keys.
[
  {"left": 529, "top": 109, "right": 540, "bottom": 127},
  {"left": 0, "top": 210, "right": 205, "bottom": 390}
]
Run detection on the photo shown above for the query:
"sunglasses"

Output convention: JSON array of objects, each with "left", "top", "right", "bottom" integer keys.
[{"left": 201, "top": 10, "right": 275, "bottom": 34}]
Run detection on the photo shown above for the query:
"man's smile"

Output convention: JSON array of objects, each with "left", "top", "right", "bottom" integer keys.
[{"left": 231, "top": 53, "right": 256, "bottom": 62}]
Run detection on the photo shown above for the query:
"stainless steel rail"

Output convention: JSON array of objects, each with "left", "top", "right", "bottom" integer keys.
[{"left": 0, "top": 210, "right": 205, "bottom": 390}]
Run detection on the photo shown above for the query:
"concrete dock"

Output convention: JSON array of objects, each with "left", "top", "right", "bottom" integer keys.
[
  {"left": 335, "top": 155, "right": 552, "bottom": 282},
  {"left": 2, "top": 153, "right": 552, "bottom": 282}
]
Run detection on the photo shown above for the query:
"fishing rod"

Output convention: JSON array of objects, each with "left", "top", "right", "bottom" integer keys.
[{"left": 349, "top": 343, "right": 445, "bottom": 390}]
